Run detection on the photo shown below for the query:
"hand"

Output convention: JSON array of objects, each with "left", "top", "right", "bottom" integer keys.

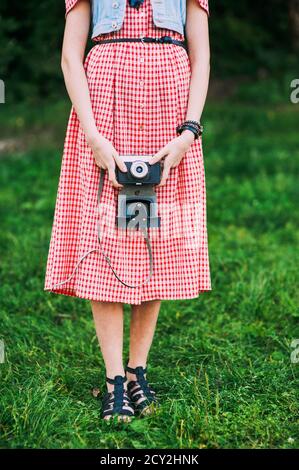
[
  {"left": 87, "top": 133, "right": 127, "bottom": 188},
  {"left": 149, "top": 130, "right": 195, "bottom": 187}
]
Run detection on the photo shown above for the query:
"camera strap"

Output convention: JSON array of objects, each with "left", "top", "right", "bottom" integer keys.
[
  {"left": 97, "top": 168, "right": 154, "bottom": 289},
  {"left": 48, "top": 168, "right": 154, "bottom": 291}
]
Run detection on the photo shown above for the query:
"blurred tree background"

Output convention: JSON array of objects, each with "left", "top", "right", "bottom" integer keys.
[{"left": 0, "top": 0, "right": 298, "bottom": 101}]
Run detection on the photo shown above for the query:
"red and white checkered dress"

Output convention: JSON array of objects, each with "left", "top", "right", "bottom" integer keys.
[{"left": 44, "top": 0, "right": 212, "bottom": 305}]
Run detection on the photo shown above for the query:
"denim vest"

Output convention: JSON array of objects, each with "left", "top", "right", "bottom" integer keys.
[{"left": 91, "top": 0, "right": 187, "bottom": 38}]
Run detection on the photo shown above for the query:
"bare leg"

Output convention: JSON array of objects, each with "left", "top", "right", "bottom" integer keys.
[
  {"left": 90, "top": 300, "right": 125, "bottom": 392},
  {"left": 127, "top": 299, "right": 161, "bottom": 379},
  {"left": 90, "top": 300, "right": 134, "bottom": 421},
  {"left": 126, "top": 300, "right": 161, "bottom": 413}
]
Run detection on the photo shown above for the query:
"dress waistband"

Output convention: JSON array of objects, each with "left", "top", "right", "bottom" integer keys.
[{"left": 94, "top": 35, "right": 187, "bottom": 51}]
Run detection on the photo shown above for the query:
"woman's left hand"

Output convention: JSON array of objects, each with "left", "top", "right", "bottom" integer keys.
[{"left": 149, "top": 130, "right": 195, "bottom": 187}]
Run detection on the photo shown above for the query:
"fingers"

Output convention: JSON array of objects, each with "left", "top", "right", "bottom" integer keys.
[
  {"left": 157, "top": 162, "right": 170, "bottom": 187},
  {"left": 94, "top": 158, "right": 107, "bottom": 169},
  {"left": 114, "top": 152, "right": 127, "bottom": 173},
  {"left": 150, "top": 146, "right": 168, "bottom": 165},
  {"left": 108, "top": 165, "right": 123, "bottom": 189}
]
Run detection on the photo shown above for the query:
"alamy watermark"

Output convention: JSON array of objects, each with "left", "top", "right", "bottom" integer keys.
[
  {"left": 290, "top": 79, "right": 299, "bottom": 104},
  {"left": 0, "top": 80, "right": 5, "bottom": 104},
  {"left": 0, "top": 340, "right": 4, "bottom": 364},
  {"left": 290, "top": 339, "right": 299, "bottom": 364}
]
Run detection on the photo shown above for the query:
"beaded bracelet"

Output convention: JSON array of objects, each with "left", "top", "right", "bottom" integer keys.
[
  {"left": 178, "top": 124, "right": 199, "bottom": 140},
  {"left": 176, "top": 120, "right": 203, "bottom": 140},
  {"left": 184, "top": 120, "right": 203, "bottom": 136}
]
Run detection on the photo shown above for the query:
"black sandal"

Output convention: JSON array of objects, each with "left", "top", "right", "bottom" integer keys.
[
  {"left": 102, "top": 375, "right": 134, "bottom": 422},
  {"left": 126, "top": 365, "right": 157, "bottom": 416}
]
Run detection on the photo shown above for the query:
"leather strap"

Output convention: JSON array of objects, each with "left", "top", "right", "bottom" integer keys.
[
  {"left": 126, "top": 365, "right": 147, "bottom": 375},
  {"left": 94, "top": 35, "right": 188, "bottom": 51},
  {"left": 97, "top": 168, "right": 154, "bottom": 289},
  {"left": 106, "top": 375, "right": 127, "bottom": 385}
]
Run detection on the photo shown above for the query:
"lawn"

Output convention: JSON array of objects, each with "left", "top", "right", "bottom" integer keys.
[{"left": 0, "top": 91, "right": 298, "bottom": 448}]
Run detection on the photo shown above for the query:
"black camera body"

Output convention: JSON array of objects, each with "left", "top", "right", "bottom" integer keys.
[
  {"left": 116, "top": 155, "right": 161, "bottom": 185},
  {"left": 115, "top": 155, "right": 161, "bottom": 230}
]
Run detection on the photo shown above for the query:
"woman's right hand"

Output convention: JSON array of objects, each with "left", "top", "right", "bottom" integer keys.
[{"left": 87, "top": 133, "right": 127, "bottom": 188}]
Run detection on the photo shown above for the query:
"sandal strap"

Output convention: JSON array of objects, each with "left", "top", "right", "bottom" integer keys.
[
  {"left": 134, "top": 396, "right": 155, "bottom": 413},
  {"left": 128, "top": 381, "right": 156, "bottom": 400},
  {"left": 125, "top": 366, "right": 157, "bottom": 409},
  {"left": 102, "top": 394, "right": 131, "bottom": 407},
  {"left": 103, "top": 407, "right": 133, "bottom": 418},
  {"left": 102, "top": 376, "right": 134, "bottom": 418},
  {"left": 126, "top": 365, "right": 147, "bottom": 376},
  {"left": 106, "top": 375, "right": 127, "bottom": 385}
]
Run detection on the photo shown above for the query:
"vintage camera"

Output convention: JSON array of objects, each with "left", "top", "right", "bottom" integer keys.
[
  {"left": 116, "top": 155, "right": 161, "bottom": 230},
  {"left": 116, "top": 155, "right": 161, "bottom": 185}
]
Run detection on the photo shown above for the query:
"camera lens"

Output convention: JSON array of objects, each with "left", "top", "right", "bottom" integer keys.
[{"left": 130, "top": 161, "right": 148, "bottom": 179}]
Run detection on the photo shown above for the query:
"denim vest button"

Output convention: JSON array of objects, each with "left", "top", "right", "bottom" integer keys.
[
  {"left": 112, "top": 21, "right": 118, "bottom": 29},
  {"left": 112, "top": 2, "right": 119, "bottom": 8}
]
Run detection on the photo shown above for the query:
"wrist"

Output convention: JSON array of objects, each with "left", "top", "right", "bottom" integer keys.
[
  {"left": 86, "top": 130, "right": 103, "bottom": 148},
  {"left": 180, "top": 129, "right": 195, "bottom": 146}
]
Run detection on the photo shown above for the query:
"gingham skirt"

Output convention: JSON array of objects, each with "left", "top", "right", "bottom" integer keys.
[{"left": 44, "top": 0, "right": 212, "bottom": 305}]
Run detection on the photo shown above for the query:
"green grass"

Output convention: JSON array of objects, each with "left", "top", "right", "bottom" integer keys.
[{"left": 0, "top": 95, "right": 298, "bottom": 449}]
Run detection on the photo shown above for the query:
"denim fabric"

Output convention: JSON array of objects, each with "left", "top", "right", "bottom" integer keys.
[{"left": 91, "top": 0, "right": 187, "bottom": 37}]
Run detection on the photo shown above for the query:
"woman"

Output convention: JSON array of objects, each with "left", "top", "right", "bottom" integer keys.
[{"left": 44, "top": 0, "right": 211, "bottom": 421}]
